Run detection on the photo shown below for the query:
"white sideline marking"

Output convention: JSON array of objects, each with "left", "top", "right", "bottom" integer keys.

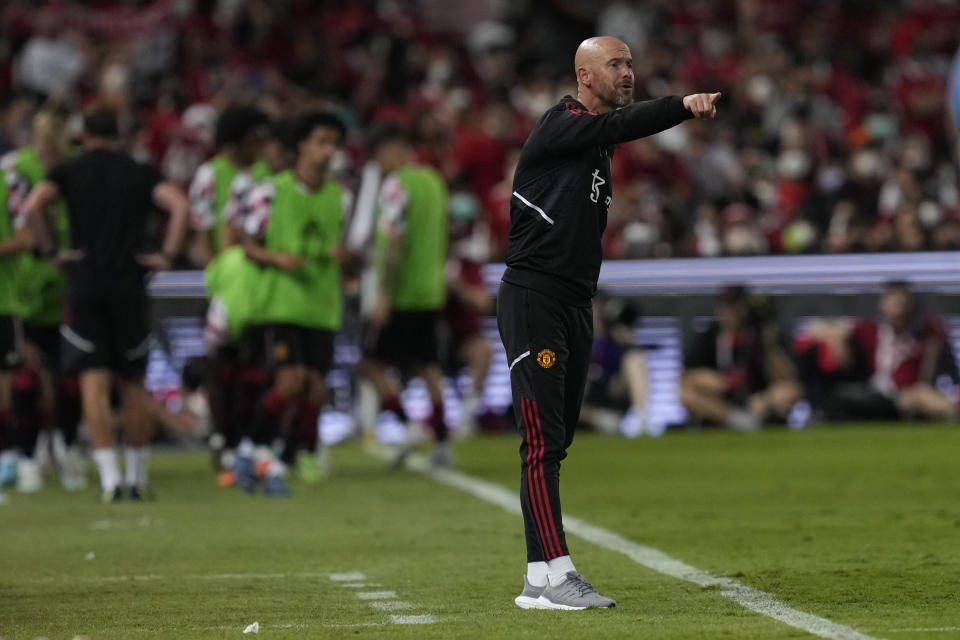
[
  {"left": 888, "top": 628, "right": 960, "bottom": 633},
  {"left": 356, "top": 591, "right": 397, "bottom": 600},
  {"left": 342, "top": 582, "right": 380, "bottom": 588},
  {"left": 30, "top": 571, "right": 334, "bottom": 585},
  {"left": 392, "top": 615, "right": 436, "bottom": 625},
  {"left": 134, "top": 618, "right": 442, "bottom": 633},
  {"left": 371, "top": 600, "right": 413, "bottom": 611},
  {"left": 380, "top": 447, "right": 882, "bottom": 640},
  {"left": 329, "top": 571, "right": 366, "bottom": 581}
]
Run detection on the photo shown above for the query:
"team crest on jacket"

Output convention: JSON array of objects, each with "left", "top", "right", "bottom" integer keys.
[{"left": 537, "top": 349, "right": 556, "bottom": 368}]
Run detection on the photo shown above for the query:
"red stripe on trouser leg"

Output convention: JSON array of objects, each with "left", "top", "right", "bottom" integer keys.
[
  {"left": 526, "top": 397, "right": 558, "bottom": 558},
  {"left": 13, "top": 369, "right": 37, "bottom": 391},
  {"left": 527, "top": 398, "right": 561, "bottom": 556},
  {"left": 522, "top": 397, "right": 555, "bottom": 559},
  {"left": 531, "top": 399, "right": 563, "bottom": 558},
  {"left": 297, "top": 402, "right": 320, "bottom": 452},
  {"left": 532, "top": 399, "right": 561, "bottom": 558},
  {"left": 383, "top": 395, "right": 407, "bottom": 422},
  {"left": 263, "top": 388, "right": 288, "bottom": 415}
]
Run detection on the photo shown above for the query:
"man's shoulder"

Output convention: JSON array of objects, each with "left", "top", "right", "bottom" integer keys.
[
  {"left": 395, "top": 163, "right": 441, "bottom": 182},
  {"left": 534, "top": 96, "right": 598, "bottom": 122},
  {"left": 75, "top": 148, "right": 134, "bottom": 169}
]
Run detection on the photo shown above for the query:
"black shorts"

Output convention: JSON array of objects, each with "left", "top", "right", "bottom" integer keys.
[
  {"left": 238, "top": 324, "right": 267, "bottom": 368},
  {"left": 23, "top": 322, "right": 61, "bottom": 372},
  {"left": 61, "top": 290, "right": 151, "bottom": 377},
  {"left": 264, "top": 323, "right": 335, "bottom": 373},
  {"left": 369, "top": 310, "right": 440, "bottom": 369},
  {"left": 0, "top": 315, "right": 22, "bottom": 370}
]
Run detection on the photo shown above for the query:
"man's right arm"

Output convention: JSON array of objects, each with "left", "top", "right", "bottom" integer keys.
[
  {"left": 148, "top": 181, "right": 190, "bottom": 270},
  {"left": 240, "top": 181, "right": 303, "bottom": 272},
  {"left": 534, "top": 94, "right": 718, "bottom": 153}
]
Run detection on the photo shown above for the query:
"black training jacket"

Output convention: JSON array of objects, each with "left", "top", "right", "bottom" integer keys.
[{"left": 502, "top": 95, "right": 692, "bottom": 306}]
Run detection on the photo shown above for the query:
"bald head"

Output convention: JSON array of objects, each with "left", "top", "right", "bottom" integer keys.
[
  {"left": 575, "top": 37, "right": 629, "bottom": 72},
  {"left": 574, "top": 37, "right": 634, "bottom": 113}
]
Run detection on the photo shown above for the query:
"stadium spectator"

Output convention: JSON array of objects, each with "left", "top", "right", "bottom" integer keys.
[
  {"left": 579, "top": 296, "right": 651, "bottom": 437},
  {"left": 360, "top": 122, "right": 451, "bottom": 467},
  {"left": 20, "top": 105, "right": 189, "bottom": 502},
  {"left": 443, "top": 190, "right": 495, "bottom": 435},
  {"left": 795, "top": 281, "right": 959, "bottom": 422},
  {"left": 1, "top": 108, "right": 84, "bottom": 493},
  {"left": 680, "top": 285, "right": 801, "bottom": 431},
  {"left": 235, "top": 111, "right": 351, "bottom": 495}
]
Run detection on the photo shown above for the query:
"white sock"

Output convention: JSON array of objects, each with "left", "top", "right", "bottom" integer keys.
[
  {"left": 526, "top": 562, "right": 548, "bottom": 587},
  {"left": 254, "top": 446, "right": 285, "bottom": 478},
  {"left": 93, "top": 448, "right": 120, "bottom": 492},
  {"left": 124, "top": 447, "right": 149, "bottom": 488},
  {"left": 237, "top": 438, "right": 255, "bottom": 458},
  {"left": 547, "top": 555, "right": 577, "bottom": 586}
]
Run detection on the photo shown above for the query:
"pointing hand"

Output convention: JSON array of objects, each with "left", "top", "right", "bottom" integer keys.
[{"left": 682, "top": 92, "right": 721, "bottom": 119}]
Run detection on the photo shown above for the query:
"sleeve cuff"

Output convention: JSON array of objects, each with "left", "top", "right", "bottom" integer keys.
[{"left": 671, "top": 95, "right": 694, "bottom": 121}]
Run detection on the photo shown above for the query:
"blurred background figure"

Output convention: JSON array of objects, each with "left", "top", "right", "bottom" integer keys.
[
  {"left": 681, "top": 285, "right": 801, "bottom": 431},
  {"left": 234, "top": 111, "right": 350, "bottom": 496},
  {"left": 1, "top": 107, "right": 84, "bottom": 493},
  {"left": 443, "top": 190, "right": 496, "bottom": 436},
  {"left": 188, "top": 104, "right": 271, "bottom": 481},
  {"left": 360, "top": 122, "right": 451, "bottom": 468},
  {"left": 795, "top": 281, "right": 959, "bottom": 422},
  {"left": 580, "top": 296, "right": 651, "bottom": 437},
  {"left": 21, "top": 105, "right": 189, "bottom": 502}
]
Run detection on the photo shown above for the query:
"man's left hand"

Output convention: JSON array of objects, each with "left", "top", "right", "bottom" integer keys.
[{"left": 683, "top": 92, "right": 721, "bottom": 119}]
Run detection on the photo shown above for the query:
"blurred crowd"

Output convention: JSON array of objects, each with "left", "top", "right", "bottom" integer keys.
[
  {"left": 677, "top": 282, "right": 959, "bottom": 432},
  {"left": 3, "top": 0, "right": 960, "bottom": 262}
]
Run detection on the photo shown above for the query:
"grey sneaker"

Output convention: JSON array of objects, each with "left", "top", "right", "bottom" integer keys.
[
  {"left": 536, "top": 572, "right": 616, "bottom": 610},
  {"left": 514, "top": 575, "right": 547, "bottom": 609}
]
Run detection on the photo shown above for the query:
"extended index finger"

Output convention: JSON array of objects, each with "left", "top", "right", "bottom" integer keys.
[{"left": 709, "top": 92, "right": 722, "bottom": 104}]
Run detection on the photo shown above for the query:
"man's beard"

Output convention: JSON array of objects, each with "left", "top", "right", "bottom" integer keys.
[{"left": 605, "top": 87, "right": 633, "bottom": 109}]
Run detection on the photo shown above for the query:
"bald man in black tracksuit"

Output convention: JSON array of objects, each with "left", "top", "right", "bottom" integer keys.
[{"left": 500, "top": 36, "right": 720, "bottom": 610}]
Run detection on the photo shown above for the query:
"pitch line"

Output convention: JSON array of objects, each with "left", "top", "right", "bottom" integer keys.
[{"left": 380, "top": 447, "right": 883, "bottom": 640}]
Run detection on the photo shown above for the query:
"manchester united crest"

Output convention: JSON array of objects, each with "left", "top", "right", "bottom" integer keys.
[{"left": 537, "top": 348, "right": 556, "bottom": 368}]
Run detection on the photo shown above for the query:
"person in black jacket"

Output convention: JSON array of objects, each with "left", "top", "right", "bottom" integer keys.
[
  {"left": 21, "top": 106, "right": 189, "bottom": 502},
  {"left": 500, "top": 36, "right": 720, "bottom": 610}
]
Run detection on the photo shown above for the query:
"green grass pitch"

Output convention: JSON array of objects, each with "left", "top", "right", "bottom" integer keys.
[{"left": 2, "top": 424, "right": 959, "bottom": 639}]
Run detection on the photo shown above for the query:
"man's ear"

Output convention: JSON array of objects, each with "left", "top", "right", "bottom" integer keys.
[{"left": 577, "top": 67, "right": 590, "bottom": 88}]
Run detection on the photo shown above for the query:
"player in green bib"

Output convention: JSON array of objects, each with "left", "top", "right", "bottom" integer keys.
[
  {"left": 0, "top": 109, "right": 85, "bottom": 493},
  {"left": 188, "top": 105, "right": 270, "bottom": 477},
  {"left": 234, "top": 111, "right": 351, "bottom": 495},
  {"left": 361, "top": 123, "right": 451, "bottom": 467},
  {"left": 0, "top": 163, "right": 32, "bottom": 499}
]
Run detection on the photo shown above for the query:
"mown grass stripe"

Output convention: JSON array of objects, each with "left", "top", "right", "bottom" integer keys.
[{"left": 381, "top": 447, "right": 882, "bottom": 640}]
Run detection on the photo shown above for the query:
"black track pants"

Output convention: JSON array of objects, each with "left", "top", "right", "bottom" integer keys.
[{"left": 496, "top": 281, "right": 592, "bottom": 562}]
